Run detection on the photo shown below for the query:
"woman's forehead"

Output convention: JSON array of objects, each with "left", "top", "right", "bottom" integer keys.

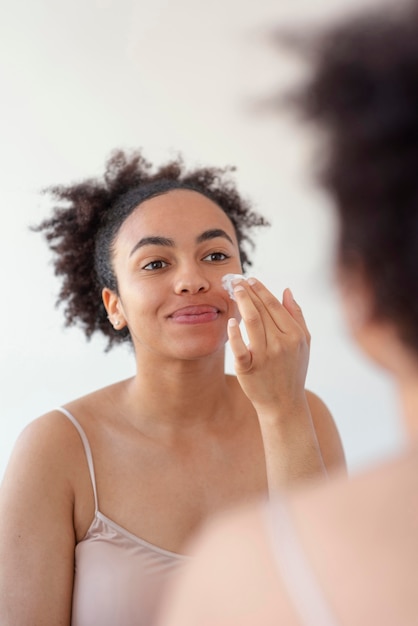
[{"left": 118, "top": 188, "right": 237, "bottom": 240}]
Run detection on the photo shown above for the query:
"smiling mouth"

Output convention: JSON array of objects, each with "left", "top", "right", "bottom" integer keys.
[{"left": 169, "top": 306, "right": 220, "bottom": 324}]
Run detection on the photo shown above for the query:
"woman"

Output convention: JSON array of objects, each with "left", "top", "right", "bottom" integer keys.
[
  {"left": 157, "top": 3, "right": 418, "bottom": 625},
  {"left": 0, "top": 150, "right": 344, "bottom": 625}
]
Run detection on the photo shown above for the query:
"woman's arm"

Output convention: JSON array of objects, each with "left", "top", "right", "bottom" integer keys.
[
  {"left": 307, "top": 389, "right": 346, "bottom": 475},
  {"left": 228, "top": 279, "right": 345, "bottom": 491},
  {"left": 0, "top": 416, "right": 76, "bottom": 626}
]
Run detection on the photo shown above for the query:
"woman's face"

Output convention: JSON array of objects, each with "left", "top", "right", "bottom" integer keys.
[{"left": 106, "top": 189, "right": 243, "bottom": 361}]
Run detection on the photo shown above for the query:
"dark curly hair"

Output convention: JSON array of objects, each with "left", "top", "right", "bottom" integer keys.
[
  {"left": 34, "top": 149, "right": 269, "bottom": 349},
  {"left": 284, "top": 1, "right": 418, "bottom": 353}
]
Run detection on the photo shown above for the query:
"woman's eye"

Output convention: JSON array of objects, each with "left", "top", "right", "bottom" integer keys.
[
  {"left": 143, "top": 260, "right": 168, "bottom": 270},
  {"left": 203, "top": 252, "right": 229, "bottom": 262}
]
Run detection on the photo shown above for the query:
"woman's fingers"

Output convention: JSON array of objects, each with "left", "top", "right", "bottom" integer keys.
[
  {"left": 233, "top": 278, "right": 307, "bottom": 338},
  {"left": 227, "top": 278, "right": 311, "bottom": 410},
  {"left": 229, "top": 278, "right": 310, "bottom": 374},
  {"left": 232, "top": 283, "right": 268, "bottom": 349},
  {"left": 282, "top": 287, "right": 311, "bottom": 346},
  {"left": 227, "top": 317, "right": 252, "bottom": 372}
]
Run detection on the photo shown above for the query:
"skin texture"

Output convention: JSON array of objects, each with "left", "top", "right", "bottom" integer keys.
[{"left": 0, "top": 189, "right": 345, "bottom": 625}]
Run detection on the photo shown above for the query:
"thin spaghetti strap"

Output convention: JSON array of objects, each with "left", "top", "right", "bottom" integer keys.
[
  {"left": 56, "top": 406, "right": 99, "bottom": 512},
  {"left": 264, "top": 496, "right": 341, "bottom": 626}
]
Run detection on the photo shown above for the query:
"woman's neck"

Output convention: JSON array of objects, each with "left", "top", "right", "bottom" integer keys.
[{"left": 120, "top": 350, "right": 236, "bottom": 436}]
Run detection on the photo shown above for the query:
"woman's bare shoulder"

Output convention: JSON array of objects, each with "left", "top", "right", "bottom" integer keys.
[
  {"left": 11, "top": 382, "right": 115, "bottom": 450},
  {"left": 160, "top": 454, "right": 418, "bottom": 626},
  {"left": 1, "top": 409, "right": 87, "bottom": 496},
  {"left": 1, "top": 378, "right": 123, "bottom": 489},
  {"left": 0, "top": 409, "right": 85, "bottom": 626}
]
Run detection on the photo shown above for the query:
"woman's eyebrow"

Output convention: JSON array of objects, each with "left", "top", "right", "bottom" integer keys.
[
  {"left": 129, "top": 236, "right": 174, "bottom": 257},
  {"left": 129, "top": 229, "right": 233, "bottom": 257},
  {"left": 196, "top": 229, "right": 234, "bottom": 244}
]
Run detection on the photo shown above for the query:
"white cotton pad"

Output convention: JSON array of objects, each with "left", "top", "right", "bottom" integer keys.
[{"left": 222, "top": 273, "right": 246, "bottom": 301}]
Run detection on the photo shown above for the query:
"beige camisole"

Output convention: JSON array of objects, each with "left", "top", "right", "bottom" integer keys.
[{"left": 57, "top": 407, "right": 189, "bottom": 626}]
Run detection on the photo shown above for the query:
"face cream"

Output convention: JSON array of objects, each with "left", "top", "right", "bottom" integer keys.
[{"left": 221, "top": 273, "right": 246, "bottom": 301}]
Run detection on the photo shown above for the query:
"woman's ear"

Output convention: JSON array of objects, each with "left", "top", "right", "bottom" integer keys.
[{"left": 102, "top": 288, "right": 127, "bottom": 330}]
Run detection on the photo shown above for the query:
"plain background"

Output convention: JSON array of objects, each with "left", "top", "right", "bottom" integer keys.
[{"left": 0, "top": 0, "right": 404, "bottom": 479}]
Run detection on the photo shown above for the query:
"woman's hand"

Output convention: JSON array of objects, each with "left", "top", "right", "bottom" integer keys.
[
  {"left": 228, "top": 278, "right": 326, "bottom": 489},
  {"left": 228, "top": 278, "right": 310, "bottom": 413}
]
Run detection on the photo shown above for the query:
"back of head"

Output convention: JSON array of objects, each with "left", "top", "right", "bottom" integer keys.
[{"left": 288, "top": 0, "right": 418, "bottom": 354}]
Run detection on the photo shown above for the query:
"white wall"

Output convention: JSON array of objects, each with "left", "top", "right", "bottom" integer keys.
[{"left": 0, "top": 0, "right": 404, "bottom": 479}]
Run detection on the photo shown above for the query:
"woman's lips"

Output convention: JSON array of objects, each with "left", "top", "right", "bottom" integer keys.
[{"left": 169, "top": 305, "right": 220, "bottom": 324}]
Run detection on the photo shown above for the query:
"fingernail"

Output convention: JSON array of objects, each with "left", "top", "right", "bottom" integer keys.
[
  {"left": 233, "top": 284, "right": 245, "bottom": 293},
  {"left": 288, "top": 288, "right": 300, "bottom": 306},
  {"left": 247, "top": 277, "right": 257, "bottom": 286}
]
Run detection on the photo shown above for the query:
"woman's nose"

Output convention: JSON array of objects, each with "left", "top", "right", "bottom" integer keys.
[{"left": 173, "top": 265, "right": 210, "bottom": 294}]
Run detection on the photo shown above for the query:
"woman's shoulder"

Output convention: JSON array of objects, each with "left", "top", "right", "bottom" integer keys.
[
  {"left": 0, "top": 410, "right": 86, "bottom": 543},
  {"left": 2, "top": 378, "right": 125, "bottom": 485},
  {"left": 16, "top": 382, "right": 115, "bottom": 442},
  {"left": 276, "top": 450, "right": 418, "bottom": 623},
  {"left": 3, "top": 409, "right": 89, "bottom": 489},
  {"left": 298, "top": 444, "right": 418, "bottom": 517},
  {"left": 161, "top": 452, "right": 418, "bottom": 625}
]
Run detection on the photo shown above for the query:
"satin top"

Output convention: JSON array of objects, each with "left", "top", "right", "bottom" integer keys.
[{"left": 57, "top": 407, "right": 189, "bottom": 626}]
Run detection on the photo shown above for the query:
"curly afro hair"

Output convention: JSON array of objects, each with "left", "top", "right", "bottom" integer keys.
[
  {"left": 286, "top": 1, "right": 418, "bottom": 353},
  {"left": 34, "top": 149, "right": 269, "bottom": 349}
]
